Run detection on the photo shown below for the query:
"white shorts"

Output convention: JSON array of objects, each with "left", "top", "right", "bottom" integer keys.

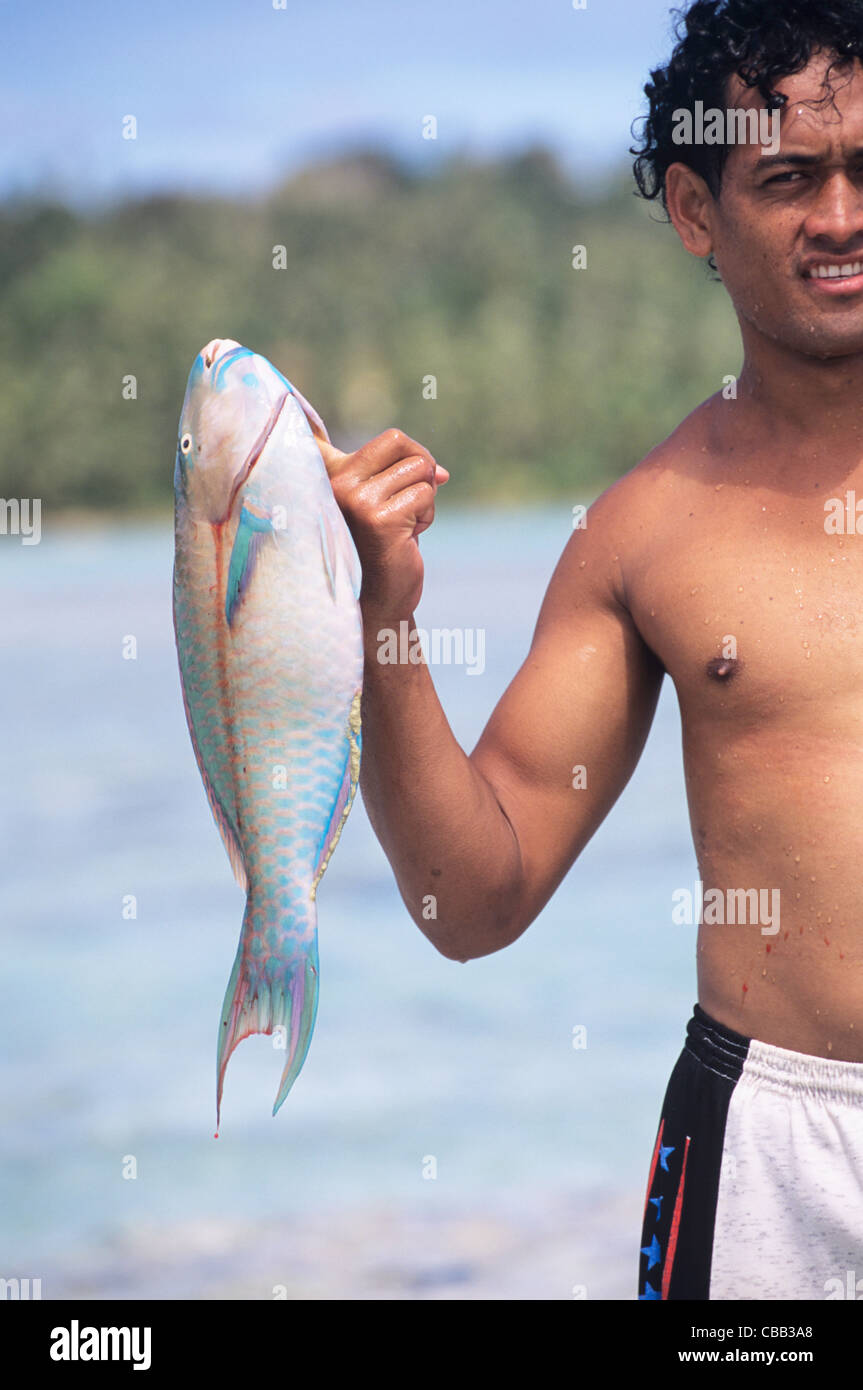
[{"left": 639, "top": 1004, "right": 863, "bottom": 1300}]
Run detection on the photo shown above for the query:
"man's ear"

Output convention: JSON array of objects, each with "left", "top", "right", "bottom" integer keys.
[{"left": 665, "top": 161, "right": 716, "bottom": 259}]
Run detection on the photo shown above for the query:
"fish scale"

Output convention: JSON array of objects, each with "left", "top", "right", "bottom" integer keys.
[{"left": 173, "top": 338, "right": 363, "bottom": 1123}]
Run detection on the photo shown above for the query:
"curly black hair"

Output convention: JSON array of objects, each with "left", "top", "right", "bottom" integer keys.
[{"left": 632, "top": 0, "right": 863, "bottom": 212}]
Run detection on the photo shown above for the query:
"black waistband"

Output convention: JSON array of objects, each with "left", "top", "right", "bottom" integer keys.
[{"left": 684, "top": 1003, "right": 751, "bottom": 1082}]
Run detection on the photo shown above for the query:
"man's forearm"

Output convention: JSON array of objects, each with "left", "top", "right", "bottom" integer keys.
[{"left": 358, "top": 607, "right": 524, "bottom": 960}]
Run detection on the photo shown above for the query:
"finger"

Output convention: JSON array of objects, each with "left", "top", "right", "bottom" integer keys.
[
  {"left": 350, "top": 429, "right": 436, "bottom": 484},
  {"left": 316, "top": 437, "right": 350, "bottom": 477},
  {"left": 372, "top": 453, "right": 439, "bottom": 503},
  {"left": 380, "top": 479, "right": 436, "bottom": 531}
]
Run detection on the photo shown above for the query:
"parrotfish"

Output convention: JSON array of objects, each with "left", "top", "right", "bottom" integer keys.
[{"left": 173, "top": 338, "right": 363, "bottom": 1123}]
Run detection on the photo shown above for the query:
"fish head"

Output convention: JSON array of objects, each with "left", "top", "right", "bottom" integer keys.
[{"left": 174, "top": 338, "right": 305, "bottom": 524}]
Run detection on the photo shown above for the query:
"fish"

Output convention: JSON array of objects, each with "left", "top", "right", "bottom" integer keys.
[{"left": 172, "top": 338, "right": 363, "bottom": 1124}]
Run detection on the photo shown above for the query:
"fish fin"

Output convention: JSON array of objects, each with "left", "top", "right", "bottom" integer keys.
[
  {"left": 216, "top": 906, "right": 319, "bottom": 1124},
  {"left": 311, "top": 688, "right": 362, "bottom": 899},
  {"left": 291, "top": 382, "right": 331, "bottom": 445},
  {"left": 177, "top": 664, "right": 247, "bottom": 892},
  {"left": 225, "top": 503, "right": 273, "bottom": 628},
  {"left": 270, "top": 366, "right": 331, "bottom": 444}
]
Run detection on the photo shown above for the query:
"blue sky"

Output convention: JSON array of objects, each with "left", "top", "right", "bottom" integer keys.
[{"left": 0, "top": 0, "right": 684, "bottom": 203}]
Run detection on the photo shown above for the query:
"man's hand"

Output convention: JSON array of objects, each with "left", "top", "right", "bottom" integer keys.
[{"left": 317, "top": 430, "right": 449, "bottom": 618}]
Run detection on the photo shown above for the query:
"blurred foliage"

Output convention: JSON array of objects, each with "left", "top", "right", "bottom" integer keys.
[{"left": 0, "top": 148, "right": 743, "bottom": 511}]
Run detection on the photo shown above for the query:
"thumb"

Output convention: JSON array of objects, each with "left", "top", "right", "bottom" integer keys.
[{"left": 315, "top": 436, "right": 350, "bottom": 478}]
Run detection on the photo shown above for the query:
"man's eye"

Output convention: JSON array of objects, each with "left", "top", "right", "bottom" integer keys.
[{"left": 765, "top": 171, "right": 804, "bottom": 186}]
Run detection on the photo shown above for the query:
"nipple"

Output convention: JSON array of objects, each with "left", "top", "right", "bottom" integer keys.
[{"left": 706, "top": 656, "right": 740, "bottom": 681}]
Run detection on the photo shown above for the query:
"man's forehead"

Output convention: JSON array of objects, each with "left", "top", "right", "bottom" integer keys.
[
  {"left": 728, "top": 53, "right": 860, "bottom": 119},
  {"left": 725, "top": 54, "right": 863, "bottom": 155}
]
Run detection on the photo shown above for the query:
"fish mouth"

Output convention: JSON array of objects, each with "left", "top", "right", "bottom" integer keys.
[{"left": 223, "top": 388, "right": 290, "bottom": 522}]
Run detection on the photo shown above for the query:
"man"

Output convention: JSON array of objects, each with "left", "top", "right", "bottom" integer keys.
[{"left": 318, "top": 0, "right": 863, "bottom": 1300}]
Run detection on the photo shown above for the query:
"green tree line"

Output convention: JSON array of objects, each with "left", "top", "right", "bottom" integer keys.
[{"left": 0, "top": 148, "right": 743, "bottom": 511}]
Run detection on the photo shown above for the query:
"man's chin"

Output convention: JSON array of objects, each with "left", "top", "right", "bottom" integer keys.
[{"left": 773, "top": 313, "right": 863, "bottom": 361}]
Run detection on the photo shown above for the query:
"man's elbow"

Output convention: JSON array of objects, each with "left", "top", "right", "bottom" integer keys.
[{"left": 425, "top": 915, "right": 526, "bottom": 963}]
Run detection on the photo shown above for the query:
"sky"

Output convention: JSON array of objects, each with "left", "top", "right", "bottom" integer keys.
[{"left": 0, "top": 0, "right": 685, "bottom": 204}]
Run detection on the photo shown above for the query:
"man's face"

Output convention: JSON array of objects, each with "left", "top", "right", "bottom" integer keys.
[{"left": 708, "top": 52, "right": 863, "bottom": 360}]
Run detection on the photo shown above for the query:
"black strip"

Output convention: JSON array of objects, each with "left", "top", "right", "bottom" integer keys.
[{"left": 638, "top": 1004, "right": 750, "bottom": 1300}]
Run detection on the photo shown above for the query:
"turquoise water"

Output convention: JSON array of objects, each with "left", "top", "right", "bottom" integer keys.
[{"left": 0, "top": 507, "right": 699, "bottom": 1298}]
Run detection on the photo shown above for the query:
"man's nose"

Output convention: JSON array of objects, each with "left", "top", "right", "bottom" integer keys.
[{"left": 804, "top": 171, "right": 863, "bottom": 246}]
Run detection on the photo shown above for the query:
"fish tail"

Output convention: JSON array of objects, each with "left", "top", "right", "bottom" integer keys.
[{"left": 216, "top": 896, "right": 319, "bottom": 1125}]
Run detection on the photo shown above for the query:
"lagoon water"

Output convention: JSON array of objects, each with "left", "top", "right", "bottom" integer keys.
[{"left": 0, "top": 506, "right": 699, "bottom": 1299}]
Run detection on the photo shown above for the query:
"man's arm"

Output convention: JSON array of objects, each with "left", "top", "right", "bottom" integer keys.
[{"left": 320, "top": 430, "right": 664, "bottom": 961}]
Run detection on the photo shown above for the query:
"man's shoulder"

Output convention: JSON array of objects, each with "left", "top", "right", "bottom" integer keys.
[{"left": 587, "top": 393, "right": 719, "bottom": 528}]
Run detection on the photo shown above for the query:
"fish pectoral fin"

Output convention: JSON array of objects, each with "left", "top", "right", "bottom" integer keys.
[{"left": 225, "top": 503, "right": 274, "bottom": 627}]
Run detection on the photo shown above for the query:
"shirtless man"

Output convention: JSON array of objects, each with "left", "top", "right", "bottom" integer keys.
[{"left": 319, "top": 1, "right": 863, "bottom": 1300}]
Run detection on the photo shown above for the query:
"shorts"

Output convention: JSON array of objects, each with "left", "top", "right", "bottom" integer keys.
[{"left": 639, "top": 1003, "right": 863, "bottom": 1300}]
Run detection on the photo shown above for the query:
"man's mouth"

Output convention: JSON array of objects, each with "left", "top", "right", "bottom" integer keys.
[
  {"left": 807, "top": 261, "right": 863, "bottom": 279},
  {"left": 803, "top": 259, "right": 863, "bottom": 295}
]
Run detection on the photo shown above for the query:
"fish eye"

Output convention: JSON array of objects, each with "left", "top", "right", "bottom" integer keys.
[{"left": 180, "top": 433, "right": 193, "bottom": 455}]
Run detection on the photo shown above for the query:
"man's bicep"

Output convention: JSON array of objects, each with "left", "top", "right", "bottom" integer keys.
[{"left": 470, "top": 544, "right": 663, "bottom": 929}]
